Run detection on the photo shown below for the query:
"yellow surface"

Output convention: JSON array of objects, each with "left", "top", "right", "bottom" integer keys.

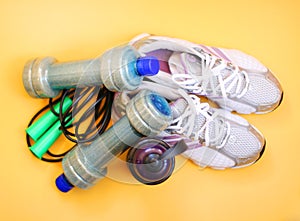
[{"left": 0, "top": 0, "right": 299, "bottom": 220}]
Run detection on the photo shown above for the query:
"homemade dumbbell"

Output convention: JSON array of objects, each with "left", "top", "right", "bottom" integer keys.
[
  {"left": 23, "top": 45, "right": 159, "bottom": 98},
  {"left": 55, "top": 90, "right": 173, "bottom": 192}
]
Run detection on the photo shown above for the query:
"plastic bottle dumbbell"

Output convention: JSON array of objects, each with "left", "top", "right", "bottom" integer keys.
[
  {"left": 55, "top": 89, "right": 172, "bottom": 192},
  {"left": 23, "top": 45, "right": 159, "bottom": 98}
]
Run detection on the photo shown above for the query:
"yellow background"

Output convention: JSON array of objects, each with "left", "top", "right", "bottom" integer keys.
[{"left": 0, "top": 0, "right": 299, "bottom": 220}]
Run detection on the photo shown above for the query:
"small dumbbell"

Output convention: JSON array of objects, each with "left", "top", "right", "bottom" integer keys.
[
  {"left": 55, "top": 89, "right": 172, "bottom": 192},
  {"left": 23, "top": 45, "right": 159, "bottom": 98}
]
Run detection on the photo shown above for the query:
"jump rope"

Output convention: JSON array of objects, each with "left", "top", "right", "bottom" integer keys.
[{"left": 26, "top": 86, "right": 115, "bottom": 162}]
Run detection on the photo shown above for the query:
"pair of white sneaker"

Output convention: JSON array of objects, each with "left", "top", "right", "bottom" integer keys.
[{"left": 112, "top": 33, "right": 283, "bottom": 169}]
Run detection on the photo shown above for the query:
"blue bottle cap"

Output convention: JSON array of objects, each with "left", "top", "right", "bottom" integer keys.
[
  {"left": 136, "top": 56, "right": 160, "bottom": 76},
  {"left": 55, "top": 174, "right": 74, "bottom": 193},
  {"left": 150, "top": 93, "right": 171, "bottom": 116}
]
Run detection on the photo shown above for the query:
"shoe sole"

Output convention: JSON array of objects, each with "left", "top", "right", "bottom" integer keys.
[
  {"left": 255, "top": 91, "right": 284, "bottom": 114},
  {"left": 232, "top": 139, "right": 266, "bottom": 169}
]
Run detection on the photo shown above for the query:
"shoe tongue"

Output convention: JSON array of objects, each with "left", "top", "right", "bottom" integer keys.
[
  {"left": 171, "top": 98, "right": 189, "bottom": 119},
  {"left": 169, "top": 52, "right": 246, "bottom": 96},
  {"left": 169, "top": 52, "right": 201, "bottom": 76},
  {"left": 170, "top": 98, "right": 225, "bottom": 145},
  {"left": 171, "top": 99, "right": 207, "bottom": 139}
]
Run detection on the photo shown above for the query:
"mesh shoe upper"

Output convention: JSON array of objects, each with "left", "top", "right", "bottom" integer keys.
[
  {"left": 112, "top": 83, "right": 265, "bottom": 169},
  {"left": 165, "top": 94, "right": 265, "bottom": 169},
  {"left": 130, "top": 33, "right": 283, "bottom": 114}
]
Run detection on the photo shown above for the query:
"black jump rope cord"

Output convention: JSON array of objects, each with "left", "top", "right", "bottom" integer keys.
[{"left": 26, "top": 86, "right": 115, "bottom": 162}]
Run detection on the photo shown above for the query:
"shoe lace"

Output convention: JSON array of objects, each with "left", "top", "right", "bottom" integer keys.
[
  {"left": 166, "top": 89, "right": 230, "bottom": 148},
  {"left": 171, "top": 49, "right": 250, "bottom": 98}
]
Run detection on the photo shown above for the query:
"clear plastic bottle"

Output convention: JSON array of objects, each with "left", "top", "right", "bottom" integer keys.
[
  {"left": 55, "top": 90, "right": 173, "bottom": 192},
  {"left": 23, "top": 45, "right": 159, "bottom": 98}
]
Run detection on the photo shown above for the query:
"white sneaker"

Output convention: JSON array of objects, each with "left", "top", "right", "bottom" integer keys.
[
  {"left": 112, "top": 83, "right": 265, "bottom": 169},
  {"left": 130, "top": 33, "right": 283, "bottom": 114}
]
